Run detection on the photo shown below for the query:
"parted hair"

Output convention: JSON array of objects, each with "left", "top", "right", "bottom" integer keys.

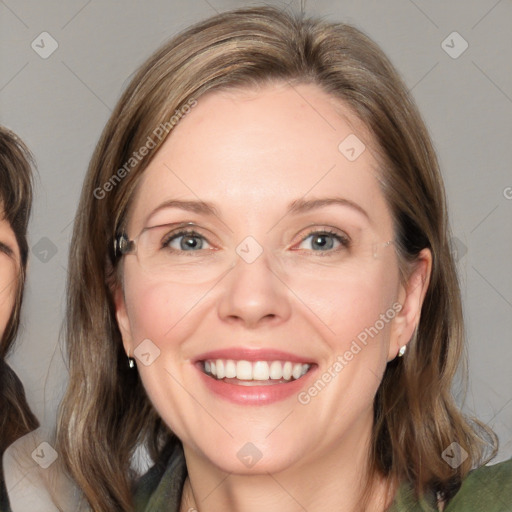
[
  {"left": 56, "top": 6, "right": 497, "bottom": 511},
  {"left": 0, "top": 126, "right": 39, "bottom": 462}
]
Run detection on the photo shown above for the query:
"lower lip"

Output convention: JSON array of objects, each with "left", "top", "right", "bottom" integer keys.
[{"left": 196, "top": 364, "right": 316, "bottom": 405}]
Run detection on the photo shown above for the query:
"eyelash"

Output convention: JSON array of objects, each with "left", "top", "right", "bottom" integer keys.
[
  {"left": 0, "top": 242, "right": 14, "bottom": 258},
  {"left": 160, "top": 227, "right": 351, "bottom": 255},
  {"left": 161, "top": 229, "right": 211, "bottom": 253},
  {"left": 298, "top": 227, "right": 351, "bottom": 254}
]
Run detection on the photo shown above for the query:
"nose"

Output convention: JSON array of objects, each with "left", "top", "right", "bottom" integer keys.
[{"left": 217, "top": 247, "right": 292, "bottom": 328}]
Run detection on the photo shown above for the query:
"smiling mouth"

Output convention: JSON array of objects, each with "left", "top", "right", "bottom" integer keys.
[{"left": 201, "top": 359, "right": 312, "bottom": 385}]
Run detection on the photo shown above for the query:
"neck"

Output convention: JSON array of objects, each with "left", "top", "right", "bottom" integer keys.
[{"left": 180, "top": 410, "right": 396, "bottom": 512}]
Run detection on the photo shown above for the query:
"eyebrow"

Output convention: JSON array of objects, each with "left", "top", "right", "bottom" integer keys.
[
  {"left": 146, "top": 196, "right": 369, "bottom": 224},
  {"left": 287, "top": 197, "right": 369, "bottom": 220},
  {"left": 146, "top": 200, "right": 221, "bottom": 223},
  {"left": 0, "top": 241, "right": 14, "bottom": 258}
]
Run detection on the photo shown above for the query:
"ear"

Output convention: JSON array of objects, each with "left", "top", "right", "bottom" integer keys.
[
  {"left": 388, "top": 248, "right": 432, "bottom": 361},
  {"left": 113, "top": 282, "right": 134, "bottom": 357}
]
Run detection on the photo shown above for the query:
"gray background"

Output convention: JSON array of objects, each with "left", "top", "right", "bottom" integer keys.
[{"left": 1, "top": 0, "right": 511, "bottom": 464}]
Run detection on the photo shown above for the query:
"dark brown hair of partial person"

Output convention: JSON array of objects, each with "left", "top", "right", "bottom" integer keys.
[
  {"left": 56, "top": 6, "right": 498, "bottom": 511},
  {"left": 0, "top": 126, "right": 39, "bottom": 464}
]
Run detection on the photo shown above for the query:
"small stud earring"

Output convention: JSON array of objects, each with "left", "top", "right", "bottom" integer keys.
[
  {"left": 128, "top": 355, "right": 135, "bottom": 368},
  {"left": 398, "top": 345, "right": 407, "bottom": 357}
]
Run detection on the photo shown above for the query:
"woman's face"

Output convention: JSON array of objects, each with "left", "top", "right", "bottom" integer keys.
[
  {"left": 0, "top": 212, "right": 19, "bottom": 341},
  {"left": 115, "top": 82, "right": 429, "bottom": 474}
]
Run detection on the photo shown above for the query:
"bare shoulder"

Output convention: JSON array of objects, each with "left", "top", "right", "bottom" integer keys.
[{"left": 2, "top": 429, "right": 87, "bottom": 512}]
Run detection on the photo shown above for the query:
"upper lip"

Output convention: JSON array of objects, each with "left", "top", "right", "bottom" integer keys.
[{"left": 193, "top": 347, "right": 315, "bottom": 364}]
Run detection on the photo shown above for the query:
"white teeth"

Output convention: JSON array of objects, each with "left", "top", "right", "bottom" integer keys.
[
  {"left": 282, "top": 361, "right": 292, "bottom": 380},
  {"left": 253, "top": 361, "right": 269, "bottom": 380},
  {"left": 216, "top": 360, "right": 225, "bottom": 379},
  {"left": 203, "top": 359, "right": 311, "bottom": 382},
  {"left": 236, "top": 360, "right": 253, "bottom": 380},
  {"left": 269, "top": 361, "right": 283, "bottom": 379},
  {"left": 225, "top": 360, "right": 237, "bottom": 378},
  {"left": 292, "top": 363, "right": 303, "bottom": 380}
]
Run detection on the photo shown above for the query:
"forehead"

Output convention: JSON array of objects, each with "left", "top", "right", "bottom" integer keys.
[{"left": 127, "top": 82, "right": 391, "bottom": 234}]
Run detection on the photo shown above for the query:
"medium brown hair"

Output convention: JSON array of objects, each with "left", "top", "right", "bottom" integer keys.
[
  {"left": 0, "top": 126, "right": 39, "bottom": 461},
  {"left": 57, "top": 6, "right": 497, "bottom": 511}
]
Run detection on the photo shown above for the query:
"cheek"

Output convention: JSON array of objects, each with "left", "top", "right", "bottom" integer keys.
[
  {"left": 123, "top": 267, "right": 211, "bottom": 348},
  {"left": 122, "top": 274, "right": 200, "bottom": 400},
  {"left": 290, "top": 266, "right": 400, "bottom": 439},
  {"left": 0, "top": 264, "right": 17, "bottom": 334},
  {"left": 286, "top": 260, "right": 399, "bottom": 347}
]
